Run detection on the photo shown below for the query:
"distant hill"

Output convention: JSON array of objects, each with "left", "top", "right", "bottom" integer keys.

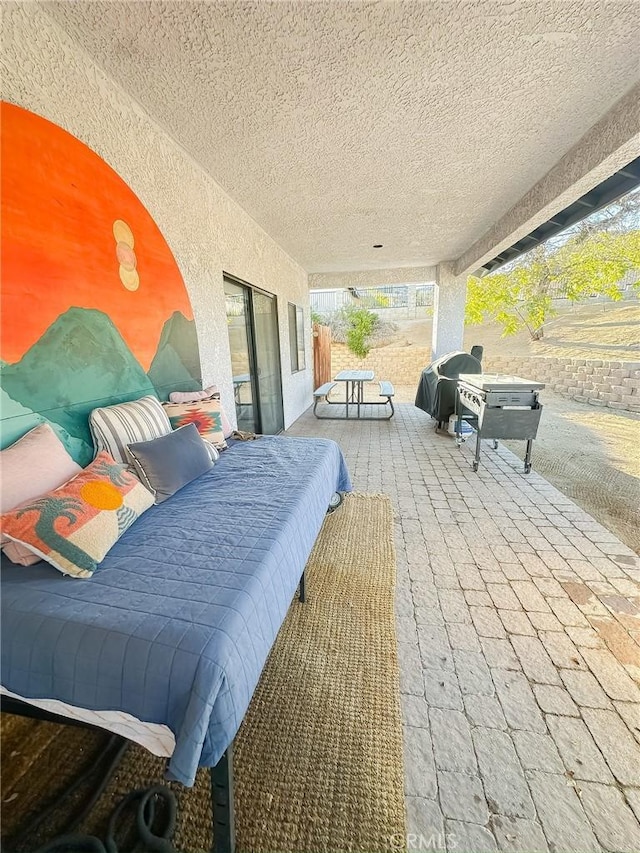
[
  {"left": 0, "top": 387, "right": 92, "bottom": 465},
  {"left": 148, "top": 310, "right": 202, "bottom": 399}
]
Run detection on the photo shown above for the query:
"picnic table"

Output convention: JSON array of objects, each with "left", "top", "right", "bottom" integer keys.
[
  {"left": 334, "top": 369, "right": 374, "bottom": 418},
  {"left": 313, "top": 371, "right": 395, "bottom": 420}
]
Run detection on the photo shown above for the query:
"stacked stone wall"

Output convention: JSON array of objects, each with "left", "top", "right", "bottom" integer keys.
[
  {"left": 483, "top": 355, "right": 640, "bottom": 413},
  {"left": 330, "top": 343, "right": 430, "bottom": 388},
  {"left": 329, "top": 343, "right": 640, "bottom": 413}
]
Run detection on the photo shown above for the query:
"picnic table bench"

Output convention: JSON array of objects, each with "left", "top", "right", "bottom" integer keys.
[{"left": 313, "top": 376, "right": 395, "bottom": 420}]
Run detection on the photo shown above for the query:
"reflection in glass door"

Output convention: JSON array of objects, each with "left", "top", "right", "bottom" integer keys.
[
  {"left": 224, "top": 277, "right": 284, "bottom": 434},
  {"left": 252, "top": 290, "right": 284, "bottom": 434},
  {"left": 224, "top": 280, "right": 256, "bottom": 432}
]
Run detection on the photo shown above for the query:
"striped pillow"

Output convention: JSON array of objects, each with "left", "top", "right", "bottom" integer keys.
[{"left": 89, "top": 396, "right": 172, "bottom": 465}]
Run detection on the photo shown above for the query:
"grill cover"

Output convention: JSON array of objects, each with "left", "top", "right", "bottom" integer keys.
[{"left": 414, "top": 351, "right": 482, "bottom": 423}]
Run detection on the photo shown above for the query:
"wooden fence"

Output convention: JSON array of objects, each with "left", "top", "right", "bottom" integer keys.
[{"left": 312, "top": 324, "right": 332, "bottom": 389}]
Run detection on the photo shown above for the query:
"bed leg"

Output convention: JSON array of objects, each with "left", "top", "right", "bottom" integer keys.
[
  {"left": 299, "top": 569, "right": 306, "bottom": 603},
  {"left": 210, "top": 746, "right": 235, "bottom": 853}
]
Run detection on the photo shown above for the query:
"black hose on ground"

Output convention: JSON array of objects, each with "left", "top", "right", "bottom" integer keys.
[
  {"left": 8, "top": 735, "right": 124, "bottom": 849},
  {"left": 32, "top": 786, "right": 178, "bottom": 853},
  {"left": 6, "top": 733, "right": 180, "bottom": 853}
]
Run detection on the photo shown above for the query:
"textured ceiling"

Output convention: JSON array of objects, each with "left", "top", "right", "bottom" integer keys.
[{"left": 43, "top": 1, "right": 640, "bottom": 273}]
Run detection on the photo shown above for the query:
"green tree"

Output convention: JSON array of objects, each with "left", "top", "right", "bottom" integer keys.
[
  {"left": 321, "top": 304, "right": 379, "bottom": 358},
  {"left": 343, "top": 305, "right": 378, "bottom": 358},
  {"left": 466, "top": 207, "right": 640, "bottom": 340}
]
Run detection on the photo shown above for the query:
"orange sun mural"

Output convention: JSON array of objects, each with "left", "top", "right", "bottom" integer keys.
[{"left": 0, "top": 102, "right": 193, "bottom": 371}]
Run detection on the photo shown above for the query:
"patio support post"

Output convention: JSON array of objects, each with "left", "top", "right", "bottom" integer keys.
[
  {"left": 407, "top": 284, "right": 418, "bottom": 319},
  {"left": 431, "top": 261, "right": 467, "bottom": 361}
]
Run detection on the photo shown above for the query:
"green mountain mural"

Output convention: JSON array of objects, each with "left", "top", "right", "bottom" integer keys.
[
  {"left": 1, "top": 307, "right": 204, "bottom": 466},
  {"left": 1, "top": 307, "right": 156, "bottom": 458},
  {"left": 0, "top": 380, "right": 42, "bottom": 445},
  {"left": 148, "top": 311, "right": 202, "bottom": 398}
]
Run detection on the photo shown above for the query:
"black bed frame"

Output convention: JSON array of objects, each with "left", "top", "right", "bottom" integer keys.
[
  {"left": 1, "top": 569, "right": 308, "bottom": 853},
  {"left": 0, "top": 694, "right": 235, "bottom": 853}
]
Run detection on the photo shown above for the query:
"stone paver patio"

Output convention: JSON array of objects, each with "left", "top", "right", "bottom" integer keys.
[{"left": 287, "top": 402, "right": 640, "bottom": 853}]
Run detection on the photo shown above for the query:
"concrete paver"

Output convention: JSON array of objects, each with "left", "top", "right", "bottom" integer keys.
[
  {"left": 473, "top": 727, "right": 536, "bottom": 819},
  {"left": 406, "top": 797, "right": 446, "bottom": 851},
  {"left": 287, "top": 402, "right": 640, "bottom": 851},
  {"left": 531, "top": 684, "right": 580, "bottom": 716},
  {"left": 490, "top": 815, "right": 549, "bottom": 853},
  {"left": 511, "top": 730, "right": 564, "bottom": 774},
  {"left": 581, "top": 708, "right": 640, "bottom": 787},
  {"left": 545, "top": 715, "right": 614, "bottom": 783},
  {"left": 578, "top": 783, "right": 640, "bottom": 853},
  {"left": 446, "top": 820, "right": 498, "bottom": 852},
  {"left": 438, "top": 770, "right": 489, "bottom": 824},
  {"left": 527, "top": 772, "right": 601, "bottom": 852},
  {"left": 491, "top": 669, "right": 546, "bottom": 733}
]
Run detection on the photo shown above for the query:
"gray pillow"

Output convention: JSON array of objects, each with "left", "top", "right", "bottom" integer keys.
[{"left": 126, "top": 423, "right": 213, "bottom": 504}]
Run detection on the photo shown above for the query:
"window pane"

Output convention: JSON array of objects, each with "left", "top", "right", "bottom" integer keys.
[
  {"left": 296, "top": 305, "right": 305, "bottom": 371},
  {"left": 288, "top": 303, "right": 298, "bottom": 372}
]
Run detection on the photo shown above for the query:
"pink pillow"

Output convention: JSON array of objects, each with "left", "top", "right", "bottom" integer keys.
[
  {"left": 169, "top": 385, "right": 219, "bottom": 404},
  {"left": 3, "top": 541, "right": 40, "bottom": 565},
  {"left": 1, "top": 423, "right": 82, "bottom": 565}
]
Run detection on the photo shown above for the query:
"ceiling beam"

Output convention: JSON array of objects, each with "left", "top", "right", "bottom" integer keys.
[
  {"left": 478, "top": 156, "right": 640, "bottom": 274},
  {"left": 309, "top": 265, "right": 436, "bottom": 290},
  {"left": 453, "top": 82, "right": 640, "bottom": 278}
]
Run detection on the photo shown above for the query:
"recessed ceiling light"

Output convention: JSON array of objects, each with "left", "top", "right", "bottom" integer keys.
[{"left": 373, "top": 244, "right": 383, "bottom": 248}]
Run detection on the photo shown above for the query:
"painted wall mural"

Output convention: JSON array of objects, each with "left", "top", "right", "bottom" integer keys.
[{"left": 0, "top": 102, "right": 202, "bottom": 465}]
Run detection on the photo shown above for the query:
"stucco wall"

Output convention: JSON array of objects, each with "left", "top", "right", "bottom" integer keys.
[{"left": 1, "top": 4, "right": 312, "bottom": 430}]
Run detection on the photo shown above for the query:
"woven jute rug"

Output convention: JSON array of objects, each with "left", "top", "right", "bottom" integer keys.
[{"left": 1, "top": 493, "right": 405, "bottom": 853}]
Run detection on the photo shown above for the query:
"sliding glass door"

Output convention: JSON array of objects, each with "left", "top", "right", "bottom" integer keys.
[
  {"left": 252, "top": 290, "right": 285, "bottom": 434},
  {"left": 224, "top": 280, "right": 256, "bottom": 432},
  {"left": 224, "top": 277, "right": 284, "bottom": 434}
]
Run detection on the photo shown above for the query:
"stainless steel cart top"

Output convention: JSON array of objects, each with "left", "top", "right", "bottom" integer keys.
[{"left": 457, "top": 374, "right": 545, "bottom": 392}]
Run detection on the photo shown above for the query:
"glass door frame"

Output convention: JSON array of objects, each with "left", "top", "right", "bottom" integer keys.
[{"left": 223, "top": 273, "right": 285, "bottom": 435}]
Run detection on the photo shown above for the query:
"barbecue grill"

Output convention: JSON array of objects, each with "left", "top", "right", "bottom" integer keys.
[
  {"left": 455, "top": 374, "right": 544, "bottom": 473},
  {"left": 414, "top": 350, "right": 482, "bottom": 428}
]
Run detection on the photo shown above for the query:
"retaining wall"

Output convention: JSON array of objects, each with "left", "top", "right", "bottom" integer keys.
[
  {"left": 483, "top": 354, "right": 640, "bottom": 413},
  {"left": 330, "top": 343, "right": 640, "bottom": 413},
  {"left": 331, "top": 343, "right": 430, "bottom": 388}
]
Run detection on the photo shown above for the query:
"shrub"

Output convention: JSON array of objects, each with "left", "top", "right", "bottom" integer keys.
[{"left": 342, "top": 306, "right": 377, "bottom": 358}]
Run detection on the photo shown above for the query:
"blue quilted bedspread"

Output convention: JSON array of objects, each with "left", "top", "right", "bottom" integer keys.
[{"left": 1, "top": 436, "right": 352, "bottom": 785}]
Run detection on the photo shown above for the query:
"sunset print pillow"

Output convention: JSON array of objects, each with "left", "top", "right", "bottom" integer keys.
[{"left": 1, "top": 452, "right": 154, "bottom": 578}]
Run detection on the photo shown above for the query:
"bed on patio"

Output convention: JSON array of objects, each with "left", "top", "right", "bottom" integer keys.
[{"left": 1, "top": 434, "right": 352, "bottom": 851}]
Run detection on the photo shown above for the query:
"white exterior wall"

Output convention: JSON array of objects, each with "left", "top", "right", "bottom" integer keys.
[{"left": 1, "top": 4, "right": 312, "bottom": 429}]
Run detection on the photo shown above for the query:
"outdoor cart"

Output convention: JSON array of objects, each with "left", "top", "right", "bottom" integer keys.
[{"left": 455, "top": 374, "right": 544, "bottom": 473}]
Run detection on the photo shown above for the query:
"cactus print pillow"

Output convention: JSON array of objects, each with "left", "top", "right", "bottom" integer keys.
[{"left": 1, "top": 452, "right": 154, "bottom": 578}]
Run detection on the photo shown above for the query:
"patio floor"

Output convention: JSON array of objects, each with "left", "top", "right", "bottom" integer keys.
[{"left": 286, "top": 402, "right": 640, "bottom": 853}]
